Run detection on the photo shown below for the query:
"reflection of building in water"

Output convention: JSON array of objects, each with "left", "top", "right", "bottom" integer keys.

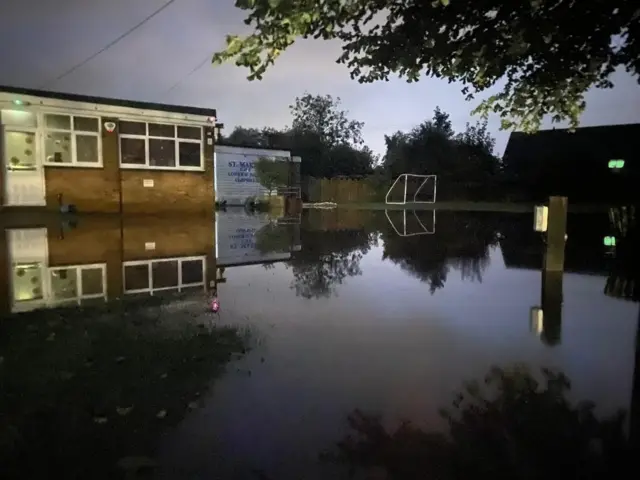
[
  {"left": 0, "top": 217, "right": 216, "bottom": 314},
  {"left": 604, "top": 206, "right": 639, "bottom": 302},
  {"left": 500, "top": 211, "right": 611, "bottom": 276},
  {"left": 215, "top": 209, "right": 301, "bottom": 268}
]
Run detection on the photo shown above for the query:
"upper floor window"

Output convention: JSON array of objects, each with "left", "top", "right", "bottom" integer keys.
[
  {"left": 44, "top": 113, "right": 101, "bottom": 166},
  {"left": 119, "top": 121, "right": 203, "bottom": 171}
]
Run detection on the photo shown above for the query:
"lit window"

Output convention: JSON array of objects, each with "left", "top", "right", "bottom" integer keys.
[
  {"left": 608, "top": 159, "right": 625, "bottom": 170},
  {"left": 48, "top": 264, "right": 107, "bottom": 305},
  {"left": 119, "top": 121, "right": 203, "bottom": 171},
  {"left": 43, "top": 114, "right": 101, "bottom": 166}
]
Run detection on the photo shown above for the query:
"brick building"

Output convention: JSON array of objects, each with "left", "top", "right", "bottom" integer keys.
[{"left": 0, "top": 86, "right": 218, "bottom": 214}]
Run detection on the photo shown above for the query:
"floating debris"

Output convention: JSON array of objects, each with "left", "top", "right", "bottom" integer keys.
[
  {"left": 93, "top": 417, "right": 108, "bottom": 424},
  {"left": 156, "top": 410, "right": 167, "bottom": 419}
]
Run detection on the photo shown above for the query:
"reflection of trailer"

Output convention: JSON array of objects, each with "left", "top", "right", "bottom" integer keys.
[
  {"left": 215, "top": 210, "right": 301, "bottom": 267},
  {"left": 214, "top": 145, "right": 301, "bottom": 206}
]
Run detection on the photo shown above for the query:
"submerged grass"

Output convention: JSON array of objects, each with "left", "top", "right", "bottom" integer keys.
[{"left": 0, "top": 296, "right": 248, "bottom": 479}]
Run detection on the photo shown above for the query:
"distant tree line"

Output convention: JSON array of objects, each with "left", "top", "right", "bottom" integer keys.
[
  {"left": 218, "top": 93, "right": 377, "bottom": 179},
  {"left": 214, "top": 1, "right": 639, "bottom": 134},
  {"left": 219, "top": 92, "right": 503, "bottom": 200}
]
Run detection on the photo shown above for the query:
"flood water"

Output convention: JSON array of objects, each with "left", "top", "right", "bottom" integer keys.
[{"left": 1, "top": 207, "right": 639, "bottom": 479}]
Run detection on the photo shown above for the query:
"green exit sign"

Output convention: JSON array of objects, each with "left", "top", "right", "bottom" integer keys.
[
  {"left": 608, "top": 159, "right": 625, "bottom": 169},
  {"left": 604, "top": 236, "right": 616, "bottom": 246}
]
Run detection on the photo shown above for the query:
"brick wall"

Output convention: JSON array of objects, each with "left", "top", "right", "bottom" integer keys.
[
  {"left": 120, "top": 125, "right": 215, "bottom": 215},
  {"left": 121, "top": 216, "right": 214, "bottom": 261},
  {"left": 121, "top": 169, "right": 213, "bottom": 215},
  {"left": 47, "top": 217, "right": 122, "bottom": 266},
  {"left": 45, "top": 168, "right": 121, "bottom": 213}
]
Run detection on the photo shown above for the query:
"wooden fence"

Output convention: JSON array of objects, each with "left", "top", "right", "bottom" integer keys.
[
  {"left": 304, "top": 175, "right": 509, "bottom": 203},
  {"left": 305, "top": 177, "right": 384, "bottom": 203}
]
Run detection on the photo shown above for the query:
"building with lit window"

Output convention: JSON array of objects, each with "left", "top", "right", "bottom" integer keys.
[
  {"left": 502, "top": 123, "right": 639, "bottom": 203},
  {"left": 0, "top": 86, "right": 218, "bottom": 214}
]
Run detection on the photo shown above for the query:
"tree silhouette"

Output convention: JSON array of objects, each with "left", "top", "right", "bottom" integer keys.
[
  {"left": 327, "top": 365, "right": 630, "bottom": 480},
  {"left": 381, "top": 212, "right": 500, "bottom": 293},
  {"left": 289, "top": 229, "right": 374, "bottom": 298},
  {"left": 213, "top": 1, "right": 639, "bottom": 132}
]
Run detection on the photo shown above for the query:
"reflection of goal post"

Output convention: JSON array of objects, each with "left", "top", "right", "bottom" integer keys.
[
  {"left": 385, "top": 210, "right": 436, "bottom": 236},
  {"left": 385, "top": 174, "right": 437, "bottom": 205}
]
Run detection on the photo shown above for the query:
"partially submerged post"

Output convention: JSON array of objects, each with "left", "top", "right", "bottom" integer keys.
[
  {"left": 544, "top": 196, "right": 568, "bottom": 272},
  {"left": 531, "top": 196, "right": 568, "bottom": 345}
]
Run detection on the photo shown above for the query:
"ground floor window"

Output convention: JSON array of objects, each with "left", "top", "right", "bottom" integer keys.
[
  {"left": 122, "top": 256, "right": 206, "bottom": 295},
  {"left": 43, "top": 113, "right": 102, "bottom": 166}
]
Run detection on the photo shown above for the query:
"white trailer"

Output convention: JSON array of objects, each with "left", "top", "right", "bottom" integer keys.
[{"left": 214, "top": 145, "right": 300, "bottom": 205}]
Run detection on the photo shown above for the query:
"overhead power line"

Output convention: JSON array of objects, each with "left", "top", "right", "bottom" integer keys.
[
  {"left": 163, "top": 53, "right": 212, "bottom": 96},
  {"left": 41, "top": 0, "right": 178, "bottom": 90}
]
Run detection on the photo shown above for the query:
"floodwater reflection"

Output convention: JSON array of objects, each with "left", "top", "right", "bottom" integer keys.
[
  {"left": 156, "top": 207, "right": 639, "bottom": 480},
  {"left": 0, "top": 206, "right": 638, "bottom": 479},
  {"left": 329, "top": 365, "right": 632, "bottom": 480}
]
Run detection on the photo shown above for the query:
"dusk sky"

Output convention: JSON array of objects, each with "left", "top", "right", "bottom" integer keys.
[{"left": 2, "top": 0, "right": 639, "bottom": 157}]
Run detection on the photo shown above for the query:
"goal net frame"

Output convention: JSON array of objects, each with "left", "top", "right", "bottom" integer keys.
[
  {"left": 385, "top": 209, "right": 436, "bottom": 237},
  {"left": 385, "top": 174, "right": 437, "bottom": 205}
]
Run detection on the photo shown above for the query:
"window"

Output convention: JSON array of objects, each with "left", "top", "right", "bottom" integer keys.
[
  {"left": 43, "top": 113, "right": 101, "bottom": 166},
  {"left": 119, "top": 121, "right": 203, "bottom": 171},
  {"left": 4, "top": 131, "right": 37, "bottom": 171},
  {"left": 608, "top": 159, "right": 625, "bottom": 170},
  {"left": 2, "top": 110, "right": 38, "bottom": 172},
  {"left": 123, "top": 256, "right": 206, "bottom": 295},
  {"left": 48, "top": 264, "right": 107, "bottom": 306}
]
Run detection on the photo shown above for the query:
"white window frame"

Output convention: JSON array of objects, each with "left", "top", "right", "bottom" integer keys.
[
  {"left": 47, "top": 263, "right": 107, "bottom": 307},
  {"left": 118, "top": 120, "right": 204, "bottom": 172},
  {"left": 122, "top": 256, "right": 206, "bottom": 295},
  {"left": 2, "top": 127, "right": 40, "bottom": 173},
  {"left": 41, "top": 112, "right": 103, "bottom": 168}
]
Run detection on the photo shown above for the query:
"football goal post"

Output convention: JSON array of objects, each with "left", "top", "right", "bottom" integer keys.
[{"left": 385, "top": 174, "right": 437, "bottom": 205}]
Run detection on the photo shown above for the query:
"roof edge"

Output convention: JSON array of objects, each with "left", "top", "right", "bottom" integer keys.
[{"left": 0, "top": 84, "right": 216, "bottom": 119}]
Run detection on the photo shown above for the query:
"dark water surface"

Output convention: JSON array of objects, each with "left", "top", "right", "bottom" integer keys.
[{"left": 1, "top": 207, "right": 638, "bottom": 479}]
